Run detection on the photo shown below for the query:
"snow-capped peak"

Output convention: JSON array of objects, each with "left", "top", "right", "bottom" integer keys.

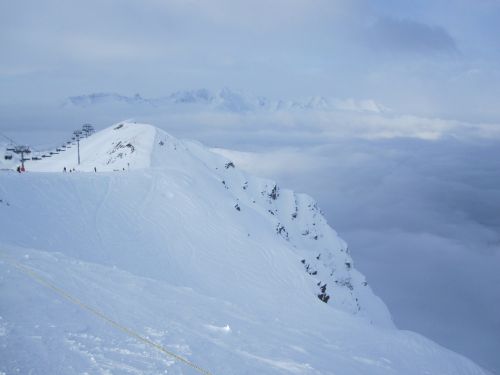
[
  {"left": 23, "top": 122, "right": 392, "bottom": 325},
  {"left": 66, "top": 89, "right": 389, "bottom": 114}
]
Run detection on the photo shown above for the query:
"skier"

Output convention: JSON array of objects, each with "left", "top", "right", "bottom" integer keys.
[
  {"left": 16, "top": 166, "right": 21, "bottom": 173},
  {"left": 63, "top": 167, "right": 67, "bottom": 173},
  {"left": 94, "top": 167, "right": 97, "bottom": 172}
]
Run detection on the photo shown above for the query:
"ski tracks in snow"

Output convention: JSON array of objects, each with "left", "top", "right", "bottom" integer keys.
[
  {"left": 65, "top": 331, "right": 176, "bottom": 375},
  {"left": 95, "top": 176, "right": 114, "bottom": 250}
]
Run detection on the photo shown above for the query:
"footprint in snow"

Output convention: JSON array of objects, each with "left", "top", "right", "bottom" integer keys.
[{"left": 204, "top": 324, "right": 231, "bottom": 334}]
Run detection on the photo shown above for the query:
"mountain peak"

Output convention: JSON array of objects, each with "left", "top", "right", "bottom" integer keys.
[
  {"left": 65, "top": 89, "right": 389, "bottom": 114},
  {"left": 19, "top": 121, "right": 392, "bottom": 326}
]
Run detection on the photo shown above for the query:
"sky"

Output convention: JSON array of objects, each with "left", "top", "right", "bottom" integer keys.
[
  {"left": 1, "top": 0, "right": 500, "bottom": 373},
  {"left": 1, "top": 0, "right": 500, "bottom": 122}
]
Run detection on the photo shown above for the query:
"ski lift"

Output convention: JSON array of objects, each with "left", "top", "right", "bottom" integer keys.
[
  {"left": 42, "top": 154, "right": 48, "bottom": 158},
  {"left": 32, "top": 156, "right": 41, "bottom": 160},
  {"left": 56, "top": 148, "right": 62, "bottom": 152},
  {"left": 5, "top": 146, "right": 14, "bottom": 160},
  {"left": 82, "top": 124, "right": 95, "bottom": 137}
]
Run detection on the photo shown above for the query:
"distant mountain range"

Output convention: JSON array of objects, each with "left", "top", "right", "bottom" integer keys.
[{"left": 67, "top": 88, "right": 389, "bottom": 114}]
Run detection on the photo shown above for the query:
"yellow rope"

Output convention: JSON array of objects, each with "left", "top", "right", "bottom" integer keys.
[{"left": 1, "top": 252, "right": 213, "bottom": 375}]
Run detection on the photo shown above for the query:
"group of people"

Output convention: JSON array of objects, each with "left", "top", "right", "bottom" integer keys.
[
  {"left": 16, "top": 165, "right": 102, "bottom": 173},
  {"left": 63, "top": 167, "right": 97, "bottom": 172}
]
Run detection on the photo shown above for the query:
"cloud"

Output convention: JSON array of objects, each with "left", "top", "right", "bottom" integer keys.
[
  {"left": 367, "top": 17, "right": 459, "bottom": 55},
  {"left": 148, "top": 106, "right": 500, "bottom": 144},
  {"left": 2, "top": 0, "right": 500, "bottom": 121},
  {"left": 5, "top": 91, "right": 500, "bottom": 155},
  {"left": 347, "top": 228, "right": 500, "bottom": 373}
]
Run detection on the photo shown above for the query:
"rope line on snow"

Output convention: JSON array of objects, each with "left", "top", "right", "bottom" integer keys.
[{"left": 0, "top": 252, "right": 213, "bottom": 375}]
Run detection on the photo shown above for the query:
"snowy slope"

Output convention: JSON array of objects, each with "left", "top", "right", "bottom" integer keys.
[
  {"left": 25, "top": 123, "right": 156, "bottom": 172},
  {"left": 20, "top": 122, "right": 391, "bottom": 324},
  {"left": 0, "top": 142, "right": 18, "bottom": 171},
  {"left": 0, "top": 122, "right": 489, "bottom": 374}
]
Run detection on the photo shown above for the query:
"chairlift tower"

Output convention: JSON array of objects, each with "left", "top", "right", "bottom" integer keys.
[
  {"left": 7, "top": 145, "right": 31, "bottom": 169},
  {"left": 82, "top": 124, "right": 94, "bottom": 138},
  {"left": 73, "top": 130, "right": 83, "bottom": 165}
]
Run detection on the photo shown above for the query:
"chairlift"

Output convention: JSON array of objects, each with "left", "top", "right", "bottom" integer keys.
[
  {"left": 32, "top": 156, "right": 41, "bottom": 160},
  {"left": 42, "top": 155, "right": 48, "bottom": 158},
  {"left": 5, "top": 146, "right": 14, "bottom": 160}
]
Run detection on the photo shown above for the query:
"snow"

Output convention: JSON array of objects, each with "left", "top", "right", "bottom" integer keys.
[
  {"left": 0, "top": 122, "right": 490, "bottom": 374},
  {"left": 66, "top": 89, "right": 388, "bottom": 114}
]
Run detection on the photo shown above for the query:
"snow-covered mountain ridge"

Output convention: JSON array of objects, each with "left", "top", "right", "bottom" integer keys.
[
  {"left": 66, "top": 89, "right": 388, "bottom": 114},
  {"left": 14, "top": 122, "right": 391, "bottom": 325},
  {"left": 0, "top": 123, "right": 489, "bottom": 374}
]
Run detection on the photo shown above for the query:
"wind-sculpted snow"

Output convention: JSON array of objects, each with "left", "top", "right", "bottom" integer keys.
[
  {"left": 0, "top": 122, "right": 489, "bottom": 374},
  {"left": 0, "top": 246, "right": 487, "bottom": 375}
]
